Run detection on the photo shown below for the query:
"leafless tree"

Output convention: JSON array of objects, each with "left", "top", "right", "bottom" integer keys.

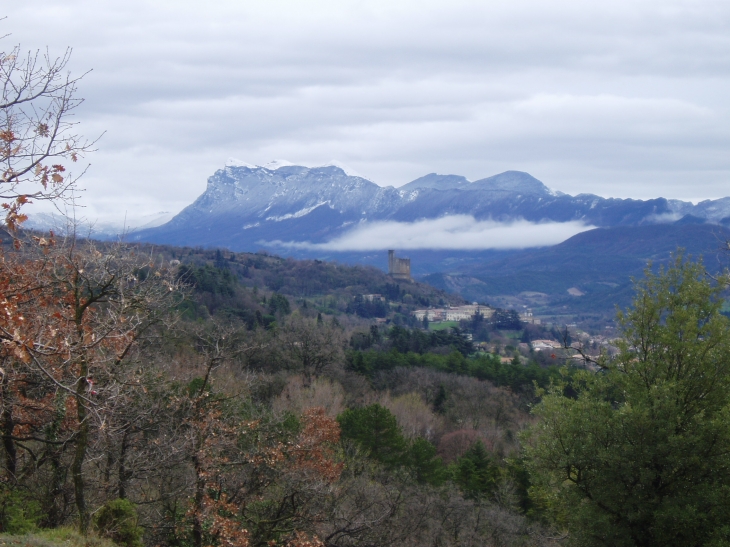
[
  {"left": 376, "top": 391, "right": 443, "bottom": 442},
  {"left": 0, "top": 235, "right": 182, "bottom": 532},
  {"left": 278, "top": 315, "right": 346, "bottom": 386},
  {"left": 1, "top": 35, "right": 97, "bottom": 228},
  {"left": 273, "top": 375, "right": 346, "bottom": 418}
]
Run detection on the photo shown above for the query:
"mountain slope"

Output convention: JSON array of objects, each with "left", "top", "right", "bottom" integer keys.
[
  {"left": 422, "top": 223, "right": 730, "bottom": 315},
  {"left": 132, "top": 163, "right": 730, "bottom": 252}
]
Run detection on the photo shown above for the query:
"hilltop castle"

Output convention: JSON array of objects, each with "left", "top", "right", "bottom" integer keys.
[{"left": 388, "top": 250, "right": 411, "bottom": 281}]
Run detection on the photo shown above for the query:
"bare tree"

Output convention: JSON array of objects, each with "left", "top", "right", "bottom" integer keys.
[
  {"left": 0, "top": 236, "right": 181, "bottom": 532},
  {"left": 1, "top": 36, "right": 96, "bottom": 228},
  {"left": 376, "top": 391, "right": 443, "bottom": 442},
  {"left": 273, "top": 375, "right": 346, "bottom": 418},
  {"left": 278, "top": 316, "right": 346, "bottom": 386}
]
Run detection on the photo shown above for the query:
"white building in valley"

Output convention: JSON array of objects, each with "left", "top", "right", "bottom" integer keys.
[{"left": 414, "top": 303, "right": 494, "bottom": 323}]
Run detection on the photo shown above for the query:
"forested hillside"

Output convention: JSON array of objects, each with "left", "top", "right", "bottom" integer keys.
[
  {"left": 422, "top": 223, "right": 730, "bottom": 316},
  {"left": 10, "top": 230, "right": 730, "bottom": 547},
  {"left": 5, "top": 30, "right": 730, "bottom": 547},
  {"left": 0, "top": 232, "right": 568, "bottom": 547}
]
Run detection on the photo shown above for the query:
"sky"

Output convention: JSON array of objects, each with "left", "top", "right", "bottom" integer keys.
[{"left": 4, "top": 0, "right": 730, "bottom": 225}]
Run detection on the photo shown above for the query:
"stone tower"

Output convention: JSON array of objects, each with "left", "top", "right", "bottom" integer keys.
[{"left": 388, "top": 250, "right": 411, "bottom": 281}]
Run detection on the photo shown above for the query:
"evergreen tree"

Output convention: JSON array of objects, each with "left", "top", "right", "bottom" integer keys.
[
  {"left": 451, "top": 441, "right": 500, "bottom": 499},
  {"left": 433, "top": 384, "right": 447, "bottom": 414},
  {"left": 337, "top": 404, "right": 407, "bottom": 466},
  {"left": 407, "top": 438, "right": 446, "bottom": 486},
  {"left": 268, "top": 292, "right": 291, "bottom": 315},
  {"left": 525, "top": 257, "right": 730, "bottom": 547}
]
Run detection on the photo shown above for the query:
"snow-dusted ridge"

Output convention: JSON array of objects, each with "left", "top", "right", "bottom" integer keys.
[
  {"left": 130, "top": 163, "right": 730, "bottom": 253},
  {"left": 263, "top": 159, "right": 296, "bottom": 170},
  {"left": 318, "top": 160, "right": 366, "bottom": 178},
  {"left": 266, "top": 202, "right": 332, "bottom": 222},
  {"left": 224, "top": 158, "right": 366, "bottom": 178},
  {"left": 225, "top": 158, "right": 257, "bottom": 168}
]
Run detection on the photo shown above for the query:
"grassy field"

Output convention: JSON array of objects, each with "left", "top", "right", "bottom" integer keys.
[
  {"left": 428, "top": 321, "right": 459, "bottom": 331},
  {"left": 0, "top": 528, "right": 116, "bottom": 547}
]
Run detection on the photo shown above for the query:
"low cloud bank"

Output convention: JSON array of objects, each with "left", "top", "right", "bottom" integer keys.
[{"left": 265, "top": 215, "right": 595, "bottom": 251}]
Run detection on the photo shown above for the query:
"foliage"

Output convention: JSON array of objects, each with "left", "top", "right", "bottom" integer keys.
[
  {"left": 0, "top": 233, "right": 554, "bottom": 546},
  {"left": 407, "top": 437, "right": 447, "bottom": 486},
  {"left": 268, "top": 292, "right": 291, "bottom": 316},
  {"left": 338, "top": 404, "right": 407, "bottom": 466},
  {"left": 348, "top": 347, "right": 561, "bottom": 393},
  {"left": 450, "top": 441, "right": 501, "bottom": 500},
  {"left": 524, "top": 257, "right": 730, "bottom": 546},
  {"left": 346, "top": 295, "right": 387, "bottom": 318},
  {"left": 0, "top": 527, "right": 117, "bottom": 547},
  {"left": 278, "top": 316, "right": 346, "bottom": 384},
  {"left": 178, "top": 263, "right": 237, "bottom": 297},
  {"left": 387, "top": 325, "right": 474, "bottom": 356},
  {"left": 0, "top": 486, "right": 41, "bottom": 533},
  {"left": 488, "top": 309, "right": 523, "bottom": 330},
  {"left": 0, "top": 237, "right": 180, "bottom": 533},
  {"left": 93, "top": 499, "right": 142, "bottom": 547},
  {"left": 338, "top": 404, "right": 450, "bottom": 486}
]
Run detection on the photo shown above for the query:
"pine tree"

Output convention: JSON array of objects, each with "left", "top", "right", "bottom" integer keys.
[{"left": 525, "top": 257, "right": 730, "bottom": 547}]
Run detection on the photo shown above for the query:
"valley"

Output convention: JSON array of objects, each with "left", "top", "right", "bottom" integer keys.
[{"left": 112, "top": 163, "right": 730, "bottom": 321}]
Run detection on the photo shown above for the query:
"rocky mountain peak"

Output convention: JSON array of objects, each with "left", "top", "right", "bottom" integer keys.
[
  {"left": 471, "top": 171, "right": 562, "bottom": 196},
  {"left": 131, "top": 162, "right": 730, "bottom": 253},
  {"left": 400, "top": 173, "right": 471, "bottom": 191}
]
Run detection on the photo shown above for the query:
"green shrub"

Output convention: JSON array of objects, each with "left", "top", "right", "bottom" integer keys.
[
  {"left": 0, "top": 486, "right": 41, "bottom": 534},
  {"left": 338, "top": 404, "right": 407, "bottom": 466},
  {"left": 94, "top": 499, "right": 143, "bottom": 547}
]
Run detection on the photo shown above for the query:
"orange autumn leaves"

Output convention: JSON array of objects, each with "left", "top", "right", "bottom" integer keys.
[
  {"left": 189, "top": 406, "right": 341, "bottom": 547},
  {"left": 289, "top": 407, "right": 343, "bottom": 483}
]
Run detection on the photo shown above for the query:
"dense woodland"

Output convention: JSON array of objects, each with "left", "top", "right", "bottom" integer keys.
[
  {"left": 0, "top": 233, "right": 567, "bottom": 547},
  {"left": 4, "top": 35, "right": 730, "bottom": 547}
]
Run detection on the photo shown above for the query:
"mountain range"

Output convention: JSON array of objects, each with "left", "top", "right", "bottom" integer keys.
[
  {"left": 131, "top": 161, "right": 730, "bottom": 251},
  {"left": 422, "top": 222, "right": 730, "bottom": 316},
  {"left": 127, "top": 162, "right": 730, "bottom": 317}
]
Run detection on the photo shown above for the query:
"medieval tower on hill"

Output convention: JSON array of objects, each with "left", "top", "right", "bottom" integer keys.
[{"left": 388, "top": 250, "right": 411, "bottom": 281}]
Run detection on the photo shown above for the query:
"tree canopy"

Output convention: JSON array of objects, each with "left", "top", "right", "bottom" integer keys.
[{"left": 524, "top": 257, "right": 730, "bottom": 547}]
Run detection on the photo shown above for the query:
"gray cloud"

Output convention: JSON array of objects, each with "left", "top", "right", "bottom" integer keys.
[
  {"left": 4, "top": 0, "right": 730, "bottom": 224},
  {"left": 266, "top": 216, "right": 595, "bottom": 251}
]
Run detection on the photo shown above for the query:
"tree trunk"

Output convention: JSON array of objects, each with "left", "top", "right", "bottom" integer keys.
[
  {"left": 192, "top": 452, "right": 205, "bottom": 547},
  {"left": 72, "top": 374, "right": 89, "bottom": 534},
  {"left": 41, "top": 392, "right": 69, "bottom": 528},
  {"left": 1, "top": 374, "right": 17, "bottom": 480},
  {"left": 43, "top": 448, "right": 67, "bottom": 528},
  {"left": 118, "top": 429, "right": 130, "bottom": 499}
]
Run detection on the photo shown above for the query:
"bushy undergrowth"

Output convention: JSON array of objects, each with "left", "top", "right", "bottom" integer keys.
[{"left": 0, "top": 527, "right": 116, "bottom": 547}]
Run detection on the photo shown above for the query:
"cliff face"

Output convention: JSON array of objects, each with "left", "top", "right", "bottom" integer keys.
[{"left": 131, "top": 163, "right": 730, "bottom": 251}]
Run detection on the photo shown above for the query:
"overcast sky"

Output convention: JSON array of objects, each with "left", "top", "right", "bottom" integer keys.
[{"left": 4, "top": 0, "right": 730, "bottom": 223}]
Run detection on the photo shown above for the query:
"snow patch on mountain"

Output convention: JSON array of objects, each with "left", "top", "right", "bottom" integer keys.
[
  {"left": 226, "top": 157, "right": 257, "bottom": 168},
  {"left": 266, "top": 202, "right": 331, "bottom": 221},
  {"left": 546, "top": 187, "right": 565, "bottom": 197}
]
